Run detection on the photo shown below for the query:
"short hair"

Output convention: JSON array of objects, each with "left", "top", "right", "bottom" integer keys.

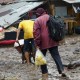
[{"left": 36, "top": 8, "right": 46, "bottom": 16}]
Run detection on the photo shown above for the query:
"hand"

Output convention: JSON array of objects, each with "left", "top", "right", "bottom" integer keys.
[
  {"left": 36, "top": 46, "right": 40, "bottom": 51},
  {"left": 36, "top": 46, "right": 40, "bottom": 49},
  {"left": 16, "top": 38, "right": 18, "bottom": 42}
]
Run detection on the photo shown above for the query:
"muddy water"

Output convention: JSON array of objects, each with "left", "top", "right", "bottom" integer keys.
[{"left": 0, "top": 35, "right": 80, "bottom": 80}]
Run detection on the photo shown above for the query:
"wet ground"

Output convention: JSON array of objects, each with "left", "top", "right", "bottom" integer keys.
[{"left": 0, "top": 34, "right": 80, "bottom": 80}]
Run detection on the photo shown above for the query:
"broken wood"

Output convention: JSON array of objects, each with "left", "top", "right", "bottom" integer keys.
[{"left": 64, "top": 60, "right": 80, "bottom": 69}]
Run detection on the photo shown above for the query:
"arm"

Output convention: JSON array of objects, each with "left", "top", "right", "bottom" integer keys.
[
  {"left": 16, "top": 22, "right": 23, "bottom": 41},
  {"left": 16, "top": 27, "right": 21, "bottom": 41},
  {"left": 33, "top": 20, "right": 41, "bottom": 47}
]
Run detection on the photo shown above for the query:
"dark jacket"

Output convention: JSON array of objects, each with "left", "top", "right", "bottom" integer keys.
[{"left": 33, "top": 14, "right": 58, "bottom": 50}]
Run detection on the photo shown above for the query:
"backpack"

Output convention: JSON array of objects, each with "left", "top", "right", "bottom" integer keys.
[{"left": 47, "top": 15, "right": 65, "bottom": 42}]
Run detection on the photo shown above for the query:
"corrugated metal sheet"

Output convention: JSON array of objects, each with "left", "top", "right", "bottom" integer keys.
[
  {"left": 0, "top": 1, "right": 43, "bottom": 28},
  {"left": 63, "top": 0, "right": 80, "bottom": 3},
  {"left": 0, "top": 0, "right": 42, "bottom": 4}
]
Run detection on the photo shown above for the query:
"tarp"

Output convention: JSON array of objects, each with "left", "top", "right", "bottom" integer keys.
[
  {"left": 72, "top": 4, "right": 80, "bottom": 13},
  {"left": 0, "top": 40, "right": 16, "bottom": 45}
]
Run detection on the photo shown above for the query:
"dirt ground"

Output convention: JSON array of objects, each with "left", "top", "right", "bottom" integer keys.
[{"left": 0, "top": 34, "right": 80, "bottom": 80}]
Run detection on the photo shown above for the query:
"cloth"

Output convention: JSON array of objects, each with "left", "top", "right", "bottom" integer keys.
[
  {"left": 0, "top": 40, "right": 16, "bottom": 45},
  {"left": 19, "top": 20, "right": 34, "bottom": 39},
  {"left": 33, "top": 14, "right": 58, "bottom": 49}
]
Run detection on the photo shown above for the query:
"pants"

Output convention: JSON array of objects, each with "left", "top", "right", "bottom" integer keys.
[
  {"left": 41, "top": 46, "right": 64, "bottom": 74},
  {"left": 24, "top": 38, "right": 36, "bottom": 53}
]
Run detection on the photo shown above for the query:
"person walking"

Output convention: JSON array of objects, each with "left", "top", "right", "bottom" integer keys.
[
  {"left": 33, "top": 8, "right": 67, "bottom": 80},
  {"left": 16, "top": 20, "right": 35, "bottom": 65}
]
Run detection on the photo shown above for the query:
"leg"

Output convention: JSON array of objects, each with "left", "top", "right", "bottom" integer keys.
[
  {"left": 21, "top": 46, "right": 25, "bottom": 64},
  {"left": 23, "top": 39, "right": 30, "bottom": 65},
  {"left": 31, "top": 39, "right": 36, "bottom": 62},
  {"left": 49, "top": 46, "right": 65, "bottom": 74},
  {"left": 24, "top": 51, "right": 30, "bottom": 65},
  {"left": 22, "top": 51, "right": 25, "bottom": 64},
  {"left": 40, "top": 49, "right": 48, "bottom": 80}
]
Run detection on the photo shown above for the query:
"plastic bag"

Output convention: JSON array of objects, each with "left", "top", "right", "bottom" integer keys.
[{"left": 35, "top": 48, "right": 47, "bottom": 66}]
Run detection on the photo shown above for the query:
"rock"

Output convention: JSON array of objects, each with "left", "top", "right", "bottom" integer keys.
[
  {"left": 73, "top": 48, "right": 80, "bottom": 54},
  {"left": 5, "top": 76, "right": 19, "bottom": 80},
  {"left": 0, "top": 73, "right": 5, "bottom": 80}
]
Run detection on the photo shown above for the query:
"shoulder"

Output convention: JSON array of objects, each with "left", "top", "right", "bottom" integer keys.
[
  {"left": 19, "top": 20, "right": 26, "bottom": 24},
  {"left": 37, "top": 14, "right": 49, "bottom": 22},
  {"left": 27, "top": 20, "right": 34, "bottom": 23},
  {"left": 39, "top": 14, "right": 49, "bottom": 20},
  {"left": 19, "top": 20, "right": 27, "bottom": 27},
  {"left": 34, "top": 14, "right": 49, "bottom": 23}
]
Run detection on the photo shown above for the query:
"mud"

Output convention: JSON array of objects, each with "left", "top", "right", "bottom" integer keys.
[{"left": 0, "top": 34, "right": 80, "bottom": 80}]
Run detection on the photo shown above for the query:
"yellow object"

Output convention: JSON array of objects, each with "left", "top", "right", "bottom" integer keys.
[
  {"left": 35, "top": 48, "right": 47, "bottom": 66},
  {"left": 19, "top": 20, "right": 34, "bottom": 39},
  {"left": 39, "top": 78, "right": 42, "bottom": 80}
]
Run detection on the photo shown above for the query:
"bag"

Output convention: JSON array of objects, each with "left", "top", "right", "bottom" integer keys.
[
  {"left": 47, "top": 15, "right": 65, "bottom": 41},
  {"left": 35, "top": 48, "right": 47, "bottom": 66}
]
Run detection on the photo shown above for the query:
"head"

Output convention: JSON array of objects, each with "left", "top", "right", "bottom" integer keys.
[{"left": 36, "top": 8, "right": 46, "bottom": 17}]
